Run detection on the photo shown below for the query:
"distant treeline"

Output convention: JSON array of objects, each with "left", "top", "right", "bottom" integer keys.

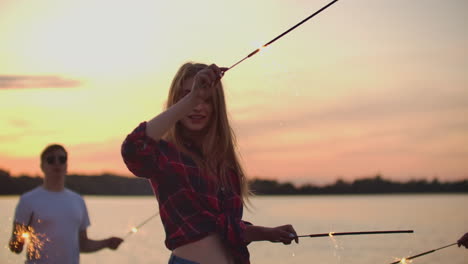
[
  {"left": 0, "top": 169, "right": 153, "bottom": 196},
  {"left": 1, "top": 168, "right": 467, "bottom": 195},
  {"left": 250, "top": 177, "right": 468, "bottom": 195}
]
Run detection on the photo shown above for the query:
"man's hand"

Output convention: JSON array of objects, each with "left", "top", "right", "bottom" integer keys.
[
  {"left": 9, "top": 222, "right": 27, "bottom": 254},
  {"left": 107, "top": 237, "right": 123, "bottom": 250},
  {"left": 9, "top": 237, "right": 25, "bottom": 253}
]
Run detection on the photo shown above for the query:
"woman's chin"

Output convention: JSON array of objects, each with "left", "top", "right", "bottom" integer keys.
[
  {"left": 187, "top": 126, "right": 207, "bottom": 133},
  {"left": 183, "top": 122, "right": 207, "bottom": 132}
]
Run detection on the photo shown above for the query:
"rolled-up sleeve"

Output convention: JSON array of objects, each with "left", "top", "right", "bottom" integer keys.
[
  {"left": 238, "top": 219, "right": 253, "bottom": 246},
  {"left": 121, "top": 122, "right": 168, "bottom": 179}
]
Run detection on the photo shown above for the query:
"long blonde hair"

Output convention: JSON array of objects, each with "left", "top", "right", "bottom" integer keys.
[{"left": 163, "top": 62, "right": 250, "bottom": 204}]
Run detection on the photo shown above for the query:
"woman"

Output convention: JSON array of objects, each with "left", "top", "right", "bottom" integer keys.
[{"left": 121, "top": 63, "right": 298, "bottom": 264}]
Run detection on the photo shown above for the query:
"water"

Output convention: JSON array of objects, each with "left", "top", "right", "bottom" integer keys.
[{"left": 1, "top": 194, "right": 467, "bottom": 264}]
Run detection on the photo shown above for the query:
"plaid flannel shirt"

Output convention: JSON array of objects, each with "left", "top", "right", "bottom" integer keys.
[{"left": 121, "top": 122, "right": 251, "bottom": 264}]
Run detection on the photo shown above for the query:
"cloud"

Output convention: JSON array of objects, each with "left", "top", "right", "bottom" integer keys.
[
  {"left": 0, "top": 137, "right": 130, "bottom": 177},
  {"left": 9, "top": 119, "right": 30, "bottom": 128},
  {"left": 0, "top": 75, "right": 81, "bottom": 89}
]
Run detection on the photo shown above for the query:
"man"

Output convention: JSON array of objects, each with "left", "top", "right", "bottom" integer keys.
[{"left": 9, "top": 144, "right": 123, "bottom": 263}]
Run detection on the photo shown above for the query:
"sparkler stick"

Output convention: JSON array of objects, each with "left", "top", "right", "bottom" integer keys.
[
  {"left": 224, "top": 0, "right": 340, "bottom": 72},
  {"left": 296, "top": 230, "right": 414, "bottom": 238},
  {"left": 123, "top": 212, "right": 159, "bottom": 239},
  {"left": 389, "top": 242, "right": 458, "bottom": 264}
]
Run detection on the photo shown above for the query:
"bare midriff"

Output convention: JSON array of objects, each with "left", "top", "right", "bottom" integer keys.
[{"left": 172, "top": 233, "right": 235, "bottom": 264}]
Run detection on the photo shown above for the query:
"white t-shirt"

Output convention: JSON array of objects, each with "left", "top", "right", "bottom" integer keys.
[{"left": 14, "top": 186, "right": 91, "bottom": 264}]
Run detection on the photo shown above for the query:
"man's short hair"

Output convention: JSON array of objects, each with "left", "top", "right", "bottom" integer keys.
[{"left": 40, "top": 144, "right": 67, "bottom": 162}]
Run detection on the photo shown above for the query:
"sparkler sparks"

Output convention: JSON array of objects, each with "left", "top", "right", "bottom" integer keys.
[
  {"left": 328, "top": 231, "right": 338, "bottom": 249},
  {"left": 399, "top": 258, "right": 412, "bottom": 264},
  {"left": 388, "top": 242, "right": 457, "bottom": 264},
  {"left": 254, "top": 44, "right": 271, "bottom": 57},
  {"left": 13, "top": 225, "right": 48, "bottom": 260},
  {"left": 123, "top": 212, "right": 160, "bottom": 239},
  {"left": 327, "top": 230, "right": 344, "bottom": 261},
  {"left": 328, "top": 231, "right": 338, "bottom": 248}
]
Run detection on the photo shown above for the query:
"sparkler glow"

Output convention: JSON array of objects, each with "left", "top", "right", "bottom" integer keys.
[
  {"left": 388, "top": 242, "right": 457, "bottom": 264},
  {"left": 223, "top": 0, "right": 340, "bottom": 73},
  {"left": 327, "top": 230, "right": 345, "bottom": 261},
  {"left": 328, "top": 231, "right": 338, "bottom": 248},
  {"left": 12, "top": 225, "right": 47, "bottom": 260},
  {"left": 123, "top": 212, "right": 160, "bottom": 239},
  {"left": 399, "top": 258, "right": 412, "bottom": 264}
]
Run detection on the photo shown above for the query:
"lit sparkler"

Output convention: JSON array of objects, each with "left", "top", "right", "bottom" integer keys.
[
  {"left": 328, "top": 232, "right": 338, "bottom": 246},
  {"left": 328, "top": 232, "right": 340, "bottom": 249},
  {"left": 296, "top": 230, "right": 414, "bottom": 238},
  {"left": 123, "top": 212, "right": 160, "bottom": 239},
  {"left": 223, "top": 0, "right": 341, "bottom": 73},
  {"left": 327, "top": 231, "right": 343, "bottom": 260},
  {"left": 388, "top": 242, "right": 457, "bottom": 264},
  {"left": 13, "top": 225, "right": 47, "bottom": 260},
  {"left": 398, "top": 258, "right": 412, "bottom": 264}
]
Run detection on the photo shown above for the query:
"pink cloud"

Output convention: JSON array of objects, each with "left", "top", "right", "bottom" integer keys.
[{"left": 0, "top": 75, "right": 81, "bottom": 89}]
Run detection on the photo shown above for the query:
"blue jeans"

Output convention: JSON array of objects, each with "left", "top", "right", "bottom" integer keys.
[{"left": 168, "top": 254, "right": 200, "bottom": 264}]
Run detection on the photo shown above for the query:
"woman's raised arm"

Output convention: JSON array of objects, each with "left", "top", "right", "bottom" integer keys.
[{"left": 146, "top": 64, "right": 224, "bottom": 141}]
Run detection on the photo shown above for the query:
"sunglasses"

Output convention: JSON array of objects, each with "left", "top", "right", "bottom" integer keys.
[{"left": 45, "top": 155, "right": 67, "bottom": 165}]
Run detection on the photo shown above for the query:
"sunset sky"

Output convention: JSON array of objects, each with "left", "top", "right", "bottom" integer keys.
[{"left": 1, "top": 0, "right": 467, "bottom": 184}]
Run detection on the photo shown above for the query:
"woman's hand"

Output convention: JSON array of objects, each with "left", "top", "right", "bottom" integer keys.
[
  {"left": 190, "top": 64, "right": 227, "bottom": 103},
  {"left": 458, "top": 233, "right": 468, "bottom": 248},
  {"left": 265, "top": 224, "right": 299, "bottom": 245}
]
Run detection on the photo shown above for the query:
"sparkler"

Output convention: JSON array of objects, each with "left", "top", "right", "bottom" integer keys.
[
  {"left": 296, "top": 230, "right": 414, "bottom": 238},
  {"left": 223, "top": 0, "right": 340, "bottom": 73},
  {"left": 273, "top": 230, "right": 413, "bottom": 244},
  {"left": 388, "top": 242, "right": 458, "bottom": 264},
  {"left": 123, "top": 212, "right": 159, "bottom": 239},
  {"left": 12, "top": 224, "right": 47, "bottom": 260}
]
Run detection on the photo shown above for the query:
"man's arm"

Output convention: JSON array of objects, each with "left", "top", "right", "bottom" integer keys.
[
  {"left": 79, "top": 230, "right": 123, "bottom": 253},
  {"left": 9, "top": 222, "right": 27, "bottom": 253}
]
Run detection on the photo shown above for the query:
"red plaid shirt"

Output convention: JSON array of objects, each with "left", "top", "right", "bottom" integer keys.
[{"left": 121, "top": 122, "right": 251, "bottom": 264}]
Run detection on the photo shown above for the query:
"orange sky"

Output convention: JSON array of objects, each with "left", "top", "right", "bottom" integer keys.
[{"left": 1, "top": 0, "right": 467, "bottom": 184}]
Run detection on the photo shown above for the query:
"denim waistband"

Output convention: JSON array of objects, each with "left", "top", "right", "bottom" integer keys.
[{"left": 168, "top": 254, "right": 200, "bottom": 264}]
